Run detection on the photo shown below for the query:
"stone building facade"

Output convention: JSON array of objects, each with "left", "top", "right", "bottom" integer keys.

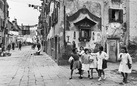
[
  {"left": 0, "top": 0, "right": 9, "bottom": 50},
  {"left": 129, "top": 0, "right": 137, "bottom": 41},
  {"left": 0, "top": 0, "right": 5, "bottom": 44},
  {"left": 39, "top": 0, "right": 131, "bottom": 65}
]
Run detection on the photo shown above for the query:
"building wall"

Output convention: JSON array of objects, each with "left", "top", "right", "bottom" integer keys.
[
  {"left": 129, "top": 0, "right": 137, "bottom": 41},
  {"left": 44, "top": 0, "right": 130, "bottom": 65},
  {"left": 0, "top": 0, "right": 4, "bottom": 20},
  {"left": 0, "top": 0, "right": 4, "bottom": 43}
]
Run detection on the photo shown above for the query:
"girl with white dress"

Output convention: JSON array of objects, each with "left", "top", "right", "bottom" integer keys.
[
  {"left": 96, "top": 46, "right": 108, "bottom": 81},
  {"left": 118, "top": 47, "right": 132, "bottom": 84},
  {"left": 89, "top": 49, "right": 98, "bottom": 79},
  {"left": 81, "top": 49, "right": 90, "bottom": 77},
  {"left": 78, "top": 46, "right": 85, "bottom": 62}
]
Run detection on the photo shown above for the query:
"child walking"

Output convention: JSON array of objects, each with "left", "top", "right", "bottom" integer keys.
[
  {"left": 96, "top": 46, "right": 108, "bottom": 81},
  {"left": 118, "top": 47, "right": 132, "bottom": 84},
  {"left": 69, "top": 48, "right": 83, "bottom": 79},
  {"left": 81, "top": 49, "right": 90, "bottom": 78},
  {"left": 89, "top": 49, "right": 98, "bottom": 79}
]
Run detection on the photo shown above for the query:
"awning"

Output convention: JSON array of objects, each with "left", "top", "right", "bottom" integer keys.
[
  {"left": 9, "top": 31, "right": 19, "bottom": 35},
  {"left": 47, "top": 27, "right": 54, "bottom": 40},
  {"left": 74, "top": 17, "right": 96, "bottom": 29}
]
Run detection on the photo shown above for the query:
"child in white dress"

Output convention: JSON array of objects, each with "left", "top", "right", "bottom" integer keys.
[
  {"left": 96, "top": 46, "right": 108, "bottom": 81},
  {"left": 118, "top": 47, "right": 132, "bottom": 84},
  {"left": 81, "top": 49, "right": 90, "bottom": 77},
  {"left": 78, "top": 46, "right": 85, "bottom": 62},
  {"left": 89, "top": 49, "right": 98, "bottom": 79}
]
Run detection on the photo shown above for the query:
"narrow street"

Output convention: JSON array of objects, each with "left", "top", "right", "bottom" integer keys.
[{"left": 0, "top": 46, "right": 137, "bottom": 86}]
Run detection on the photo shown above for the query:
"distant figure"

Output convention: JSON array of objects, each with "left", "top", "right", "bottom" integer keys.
[
  {"left": 72, "top": 41, "right": 76, "bottom": 49},
  {"left": 37, "top": 42, "right": 41, "bottom": 51},
  {"left": 18, "top": 41, "right": 22, "bottom": 50},
  {"left": 32, "top": 43, "right": 36, "bottom": 50},
  {"left": 0, "top": 43, "right": 4, "bottom": 52},
  {"left": 7, "top": 43, "right": 11, "bottom": 52},
  {"left": 12, "top": 42, "right": 15, "bottom": 50}
]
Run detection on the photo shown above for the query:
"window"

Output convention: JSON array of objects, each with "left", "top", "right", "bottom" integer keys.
[
  {"left": 81, "top": 30, "right": 89, "bottom": 38},
  {"left": 109, "top": 9, "right": 123, "bottom": 23},
  {"left": 111, "top": 0, "right": 121, "bottom": 3},
  {"left": 79, "top": 29, "right": 91, "bottom": 42}
]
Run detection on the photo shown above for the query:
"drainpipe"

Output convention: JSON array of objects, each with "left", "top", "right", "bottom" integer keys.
[
  {"left": 63, "top": 0, "right": 66, "bottom": 49},
  {"left": 3, "top": 0, "right": 6, "bottom": 51},
  {"left": 126, "top": 0, "right": 130, "bottom": 47}
]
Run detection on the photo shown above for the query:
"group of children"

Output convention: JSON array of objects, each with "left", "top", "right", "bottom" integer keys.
[
  {"left": 69, "top": 46, "right": 109, "bottom": 81},
  {"left": 79, "top": 47, "right": 98, "bottom": 79}
]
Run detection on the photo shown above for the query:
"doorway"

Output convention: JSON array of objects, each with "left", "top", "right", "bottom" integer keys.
[
  {"left": 107, "top": 38, "right": 120, "bottom": 62},
  {"left": 55, "top": 36, "right": 58, "bottom": 60}
]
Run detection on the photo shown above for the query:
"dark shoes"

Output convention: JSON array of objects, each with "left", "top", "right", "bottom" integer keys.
[
  {"left": 123, "top": 78, "right": 128, "bottom": 83},
  {"left": 69, "top": 77, "right": 72, "bottom": 80},
  {"left": 69, "top": 76, "right": 83, "bottom": 80},
  {"left": 119, "top": 78, "right": 128, "bottom": 85},
  {"left": 119, "top": 82, "right": 125, "bottom": 85},
  {"left": 79, "top": 76, "right": 83, "bottom": 79}
]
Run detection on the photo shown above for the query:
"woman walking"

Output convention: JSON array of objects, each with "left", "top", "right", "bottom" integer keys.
[
  {"left": 37, "top": 42, "right": 41, "bottom": 51},
  {"left": 7, "top": 43, "right": 11, "bottom": 52},
  {"left": 96, "top": 46, "right": 108, "bottom": 81},
  {"left": 118, "top": 47, "right": 132, "bottom": 84},
  {"left": 12, "top": 42, "right": 15, "bottom": 50},
  {"left": 18, "top": 41, "right": 22, "bottom": 50}
]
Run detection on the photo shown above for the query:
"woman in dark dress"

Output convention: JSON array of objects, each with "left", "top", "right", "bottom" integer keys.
[
  {"left": 18, "top": 41, "right": 22, "bottom": 50},
  {"left": 7, "top": 44, "right": 11, "bottom": 52},
  {"left": 12, "top": 42, "right": 15, "bottom": 50},
  {"left": 37, "top": 42, "right": 41, "bottom": 51}
]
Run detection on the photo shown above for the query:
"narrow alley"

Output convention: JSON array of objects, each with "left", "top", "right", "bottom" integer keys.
[{"left": 0, "top": 46, "right": 136, "bottom": 86}]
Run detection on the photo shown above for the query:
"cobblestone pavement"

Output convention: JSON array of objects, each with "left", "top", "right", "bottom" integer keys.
[{"left": 0, "top": 46, "right": 137, "bottom": 86}]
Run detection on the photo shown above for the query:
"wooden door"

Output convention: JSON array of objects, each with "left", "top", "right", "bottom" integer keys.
[{"left": 107, "top": 38, "right": 119, "bottom": 62}]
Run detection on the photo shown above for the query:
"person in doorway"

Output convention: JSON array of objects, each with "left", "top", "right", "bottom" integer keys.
[
  {"left": 18, "top": 41, "right": 22, "bottom": 50},
  {"left": 118, "top": 47, "right": 132, "bottom": 84},
  {"left": 96, "top": 46, "right": 108, "bottom": 81},
  {"left": 69, "top": 48, "right": 83, "bottom": 79}
]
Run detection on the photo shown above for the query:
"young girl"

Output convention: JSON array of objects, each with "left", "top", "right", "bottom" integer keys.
[
  {"left": 78, "top": 46, "right": 85, "bottom": 57},
  {"left": 89, "top": 49, "right": 98, "bottom": 79},
  {"left": 81, "top": 49, "right": 90, "bottom": 77},
  {"left": 118, "top": 47, "right": 132, "bottom": 84},
  {"left": 69, "top": 48, "right": 83, "bottom": 79},
  {"left": 96, "top": 46, "right": 108, "bottom": 81}
]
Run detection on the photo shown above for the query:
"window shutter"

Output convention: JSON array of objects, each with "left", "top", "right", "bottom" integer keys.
[
  {"left": 79, "top": 29, "right": 82, "bottom": 39},
  {"left": 74, "top": 31, "right": 76, "bottom": 39},
  {"left": 89, "top": 30, "right": 91, "bottom": 38},
  {"left": 119, "top": 9, "right": 123, "bottom": 23},
  {"left": 109, "top": 9, "right": 112, "bottom": 23},
  {"left": 49, "top": 16, "right": 51, "bottom": 32}
]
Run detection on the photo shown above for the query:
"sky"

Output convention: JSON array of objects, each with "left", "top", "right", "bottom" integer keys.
[{"left": 7, "top": 0, "right": 41, "bottom": 26}]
